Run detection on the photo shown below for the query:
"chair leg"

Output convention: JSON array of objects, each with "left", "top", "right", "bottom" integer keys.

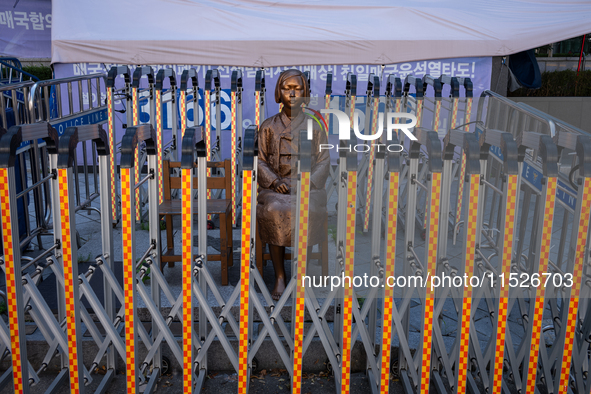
[
  {"left": 256, "top": 228, "right": 264, "bottom": 277},
  {"left": 165, "top": 214, "right": 174, "bottom": 270},
  {"left": 227, "top": 209, "right": 233, "bottom": 267},
  {"left": 220, "top": 213, "right": 229, "bottom": 286}
]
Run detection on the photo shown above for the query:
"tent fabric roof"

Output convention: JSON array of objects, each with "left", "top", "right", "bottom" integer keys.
[{"left": 52, "top": 0, "right": 591, "bottom": 66}]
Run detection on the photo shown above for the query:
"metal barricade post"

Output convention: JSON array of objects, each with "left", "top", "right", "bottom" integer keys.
[
  {"left": 154, "top": 68, "right": 178, "bottom": 205},
  {"left": 131, "top": 67, "right": 155, "bottom": 222},
  {"left": 120, "top": 123, "right": 173, "bottom": 394},
  {"left": 362, "top": 75, "right": 380, "bottom": 232},
  {"left": 106, "top": 66, "right": 131, "bottom": 226},
  {"left": 238, "top": 126, "right": 258, "bottom": 393},
  {"left": 0, "top": 123, "right": 58, "bottom": 394},
  {"left": 54, "top": 125, "right": 112, "bottom": 394},
  {"left": 231, "top": 70, "right": 243, "bottom": 227}
]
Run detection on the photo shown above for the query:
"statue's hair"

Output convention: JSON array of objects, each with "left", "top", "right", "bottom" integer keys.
[{"left": 275, "top": 69, "right": 310, "bottom": 104}]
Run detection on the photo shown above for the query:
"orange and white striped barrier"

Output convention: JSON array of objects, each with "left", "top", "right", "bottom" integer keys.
[
  {"left": 238, "top": 126, "right": 258, "bottom": 394},
  {"left": 340, "top": 148, "right": 358, "bottom": 394},
  {"left": 292, "top": 131, "right": 312, "bottom": 394}
]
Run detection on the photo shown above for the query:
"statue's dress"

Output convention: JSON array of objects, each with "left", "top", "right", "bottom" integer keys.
[{"left": 256, "top": 110, "right": 330, "bottom": 247}]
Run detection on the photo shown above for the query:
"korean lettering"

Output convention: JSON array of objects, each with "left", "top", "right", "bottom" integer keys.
[
  {"left": 0, "top": 11, "right": 14, "bottom": 29},
  {"left": 13, "top": 11, "right": 29, "bottom": 29},
  {"left": 29, "top": 12, "right": 45, "bottom": 30}
]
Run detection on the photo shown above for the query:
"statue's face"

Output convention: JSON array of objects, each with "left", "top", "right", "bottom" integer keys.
[{"left": 279, "top": 76, "right": 305, "bottom": 110}]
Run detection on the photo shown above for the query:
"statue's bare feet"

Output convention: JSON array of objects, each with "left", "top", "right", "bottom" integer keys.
[{"left": 272, "top": 278, "right": 287, "bottom": 301}]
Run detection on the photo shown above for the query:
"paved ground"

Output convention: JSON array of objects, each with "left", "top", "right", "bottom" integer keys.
[{"left": 2, "top": 371, "right": 406, "bottom": 394}]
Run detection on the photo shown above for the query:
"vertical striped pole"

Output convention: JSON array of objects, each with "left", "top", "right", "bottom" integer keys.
[
  {"left": 491, "top": 173, "right": 519, "bottom": 394},
  {"left": 155, "top": 90, "right": 164, "bottom": 205},
  {"left": 524, "top": 177, "right": 557, "bottom": 393},
  {"left": 238, "top": 168, "right": 254, "bottom": 394},
  {"left": 179, "top": 90, "right": 187, "bottom": 137},
  {"left": 455, "top": 174, "right": 480, "bottom": 393},
  {"left": 292, "top": 170, "right": 311, "bottom": 393},
  {"left": 182, "top": 165, "right": 194, "bottom": 392},
  {"left": 106, "top": 87, "right": 118, "bottom": 224},
  {"left": 0, "top": 166, "right": 28, "bottom": 394},
  {"left": 324, "top": 93, "right": 331, "bottom": 137},
  {"left": 132, "top": 87, "right": 141, "bottom": 221},
  {"left": 255, "top": 91, "right": 261, "bottom": 127},
  {"left": 341, "top": 170, "right": 357, "bottom": 394},
  {"left": 120, "top": 167, "right": 138, "bottom": 394},
  {"left": 58, "top": 167, "right": 85, "bottom": 394},
  {"left": 464, "top": 97, "right": 473, "bottom": 132},
  {"left": 379, "top": 171, "right": 399, "bottom": 394},
  {"left": 231, "top": 91, "right": 237, "bottom": 227},
  {"left": 349, "top": 94, "right": 356, "bottom": 130},
  {"left": 558, "top": 180, "right": 591, "bottom": 392},
  {"left": 433, "top": 100, "right": 442, "bottom": 133},
  {"left": 205, "top": 90, "right": 212, "bottom": 200},
  {"left": 419, "top": 171, "right": 441, "bottom": 393}
]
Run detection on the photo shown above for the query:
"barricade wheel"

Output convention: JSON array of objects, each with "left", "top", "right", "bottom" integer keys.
[
  {"left": 251, "top": 357, "right": 259, "bottom": 374},
  {"left": 161, "top": 356, "right": 170, "bottom": 375},
  {"left": 390, "top": 356, "right": 399, "bottom": 380},
  {"left": 325, "top": 358, "right": 333, "bottom": 375},
  {"left": 569, "top": 164, "right": 580, "bottom": 191}
]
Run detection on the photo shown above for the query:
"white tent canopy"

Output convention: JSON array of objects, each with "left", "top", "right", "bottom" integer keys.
[{"left": 52, "top": 0, "right": 591, "bottom": 67}]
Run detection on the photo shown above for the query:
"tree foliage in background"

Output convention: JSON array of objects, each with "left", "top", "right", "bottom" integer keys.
[
  {"left": 22, "top": 65, "right": 53, "bottom": 81},
  {"left": 508, "top": 70, "right": 591, "bottom": 97}
]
